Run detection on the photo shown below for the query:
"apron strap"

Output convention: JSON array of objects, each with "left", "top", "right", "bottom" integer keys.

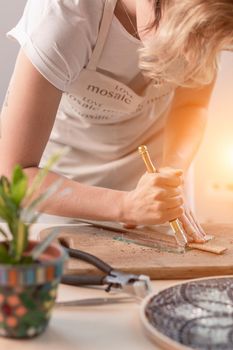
[{"left": 87, "top": 0, "right": 118, "bottom": 71}]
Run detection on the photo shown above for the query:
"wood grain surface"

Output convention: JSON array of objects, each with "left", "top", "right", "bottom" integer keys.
[{"left": 39, "top": 224, "right": 233, "bottom": 279}]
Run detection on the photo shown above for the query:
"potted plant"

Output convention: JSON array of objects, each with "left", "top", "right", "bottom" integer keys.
[{"left": 0, "top": 153, "right": 68, "bottom": 339}]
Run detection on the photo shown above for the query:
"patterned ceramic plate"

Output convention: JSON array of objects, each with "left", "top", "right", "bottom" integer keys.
[{"left": 140, "top": 277, "right": 233, "bottom": 350}]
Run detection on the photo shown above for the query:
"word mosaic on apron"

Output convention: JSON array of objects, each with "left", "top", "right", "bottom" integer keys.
[{"left": 65, "top": 81, "right": 173, "bottom": 123}]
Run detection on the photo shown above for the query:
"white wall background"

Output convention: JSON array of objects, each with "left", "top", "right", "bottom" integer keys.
[
  {"left": 195, "top": 52, "right": 233, "bottom": 223},
  {"left": 0, "top": 0, "right": 27, "bottom": 106},
  {"left": 1, "top": 1, "right": 233, "bottom": 223}
]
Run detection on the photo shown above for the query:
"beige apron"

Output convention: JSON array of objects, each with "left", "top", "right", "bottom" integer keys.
[{"left": 41, "top": 0, "right": 175, "bottom": 191}]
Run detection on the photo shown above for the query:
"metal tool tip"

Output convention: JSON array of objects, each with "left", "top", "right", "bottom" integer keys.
[{"left": 138, "top": 145, "right": 148, "bottom": 155}]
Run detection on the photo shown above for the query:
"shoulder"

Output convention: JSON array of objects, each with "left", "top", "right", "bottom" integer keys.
[
  {"left": 7, "top": 0, "right": 106, "bottom": 90},
  {"left": 58, "top": 0, "right": 105, "bottom": 12},
  {"left": 48, "top": 0, "right": 105, "bottom": 17},
  {"left": 22, "top": 0, "right": 105, "bottom": 28}
]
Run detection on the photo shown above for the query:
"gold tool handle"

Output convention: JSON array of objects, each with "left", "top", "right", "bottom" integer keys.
[
  {"left": 138, "top": 145, "right": 157, "bottom": 173},
  {"left": 138, "top": 145, "right": 187, "bottom": 247}
]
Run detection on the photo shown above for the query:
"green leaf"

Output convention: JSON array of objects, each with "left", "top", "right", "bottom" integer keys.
[
  {"left": 12, "top": 221, "right": 29, "bottom": 262},
  {"left": 12, "top": 165, "right": 25, "bottom": 184},
  {"left": 11, "top": 166, "right": 28, "bottom": 206},
  {"left": 30, "top": 227, "right": 60, "bottom": 261},
  {"left": 0, "top": 227, "right": 8, "bottom": 240},
  {"left": 0, "top": 185, "right": 18, "bottom": 222},
  {"left": 0, "top": 243, "right": 10, "bottom": 263},
  {"left": 1, "top": 176, "right": 10, "bottom": 196},
  {"left": 0, "top": 149, "right": 69, "bottom": 265},
  {"left": 11, "top": 177, "right": 28, "bottom": 206},
  {"left": 0, "top": 203, "right": 11, "bottom": 222},
  {"left": 7, "top": 220, "right": 18, "bottom": 239},
  {"left": 19, "top": 255, "right": 34, "bottom": 264}
]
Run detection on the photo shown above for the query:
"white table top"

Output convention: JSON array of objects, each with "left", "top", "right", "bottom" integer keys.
[{"left": 0, "top": 222, "right": 183, "bottom": 350}]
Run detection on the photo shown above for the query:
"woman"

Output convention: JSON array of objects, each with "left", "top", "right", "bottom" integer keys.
[{"left": 0, "top": 0, "right": 232, "bottom": 241}]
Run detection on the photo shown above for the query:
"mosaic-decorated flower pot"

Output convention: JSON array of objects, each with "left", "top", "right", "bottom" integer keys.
[{"left": 0, "top": 240, "right": 66, "bottom": 339}]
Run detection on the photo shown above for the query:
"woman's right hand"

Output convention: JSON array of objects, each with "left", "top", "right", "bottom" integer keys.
[{"left": 122, "top": 168, "right": 184, "bottom": 226}]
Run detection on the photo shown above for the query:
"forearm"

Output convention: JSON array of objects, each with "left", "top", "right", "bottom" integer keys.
[
  {"left": 24, "top": 167, "right": 126, "bottom": 222},
  {"left": 162, "top": 105, "right": 208, "bottom": 171}
]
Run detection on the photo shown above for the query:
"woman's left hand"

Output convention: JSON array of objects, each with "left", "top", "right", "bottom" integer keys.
[
  {"left": 178, "top": 202, "right": 206, "bottom": 243},
  {"left": 159, "top": 167, "right": 207, "bottom": 243}
]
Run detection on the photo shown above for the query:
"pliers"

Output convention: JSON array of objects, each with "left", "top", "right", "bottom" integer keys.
[{"left": 59, "top": 239, "right": 152, "bottom": 299}]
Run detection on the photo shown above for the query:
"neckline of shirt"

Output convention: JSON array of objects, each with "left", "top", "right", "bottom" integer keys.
[{"left": 112, "top": 15, "right": 142, "bottom": 46}]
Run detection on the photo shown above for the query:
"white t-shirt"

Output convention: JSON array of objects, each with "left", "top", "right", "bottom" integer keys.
[
  {"left": 7, "top": 0, "right": 141, "bottom": 91},
  {"left": 6, "top": 0, "right": 194, "bottom": 217},
  {"left": 7, "top": 0, "right": 173, "bottom": 192}
]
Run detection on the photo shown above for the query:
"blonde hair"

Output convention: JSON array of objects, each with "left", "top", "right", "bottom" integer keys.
[{"left": 139, "top": 0, "right": 233, "bottom": 87}]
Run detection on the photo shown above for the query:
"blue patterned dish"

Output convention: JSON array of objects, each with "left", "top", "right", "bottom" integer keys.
[{"left": 141, "top": 277, "right": 233, "bottom": 350}]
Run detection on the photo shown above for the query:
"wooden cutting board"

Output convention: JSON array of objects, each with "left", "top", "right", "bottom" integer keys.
[{"left": 39, "top": 224, "right": 233, "bottom": 279}]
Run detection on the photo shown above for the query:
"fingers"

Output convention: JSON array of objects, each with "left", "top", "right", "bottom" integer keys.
[
  {"left": 164, "top": 196, "right": 183, "bottom": 209},
  {"left": 176, "top": 214, "right": 194, "bottom": 242},
  {"left": 139, "top": 169, "right": 183, "bottom": 189},
  {"left": 149, "top": 205, "right": 184, "bottom": 223},
  {"left": 179, "top": 211, "right": 205, "bottom": 243},
  {"left": 154, "top": 173, "right": 183, "bottom": 188},
  {"left": 188, "top": 210, "right": 206, "bottom": 238},
  {"left": 129, "top": 167, "right": 205, "bottom": 241},
  {"left": 156, "top": 187, "right": 181, "bottom": 199},
  {"left": 126, "top": 169, "right": 185, "bottom": 226},
  {"left": 165, "top": 207, "right": 184, "bottom": 222}
]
